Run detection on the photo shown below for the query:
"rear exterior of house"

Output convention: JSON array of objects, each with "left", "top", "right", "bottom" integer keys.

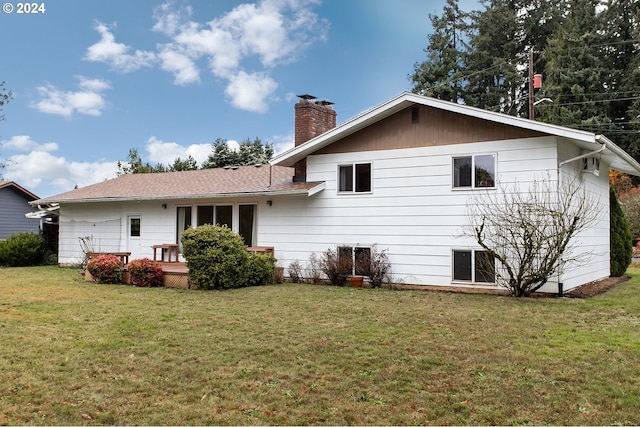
[
  {"left": 0, "top": 180, "right": 41, "bottom": 239},
  {"left": 33, "top": 92, "right": 640, "bottom": 293},
  {"left": 266, "top": 96, "right": 614, "bottom": 293}
]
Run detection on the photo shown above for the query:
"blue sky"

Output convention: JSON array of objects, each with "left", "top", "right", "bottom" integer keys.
[{"left": 1, "top": 0, "right": 480, "bottom": 198}]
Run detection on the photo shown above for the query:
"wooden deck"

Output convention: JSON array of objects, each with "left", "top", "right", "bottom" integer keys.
[
  {"left": 157, "top": 261, "right": 188, "bottom": 274},
  {"left": 155, "top": 262, "right": 189, "bottom": 288}
]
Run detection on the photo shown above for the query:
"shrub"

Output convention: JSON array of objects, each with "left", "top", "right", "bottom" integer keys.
[
  {"left": 287, "top": 259, "right": 303, "bottom": 283},
  {"left": 247, "top": 254, "right": 276, "bottom": 286},
  {"left": 127, "top": 258, "right": 163, "bottom": 287},
  {"left": 610, "top": 187, "right": 633, "bottom": 277},
  {"left": 307, "top": 253, "right": 324, "bottom": 284},
  {"left": 181, "top": 224, "right": 274, "bottom": 290},
  {"left": 355, "top": 245, "right": 391, "bottom": 288},
  {"left": 619, "top": 187, "right": 640, "bottom": 240},
  {"left": 321, "top": 247, "right": 352, "bottom": 286},
  {"left": 87, "top": 254, "right": 123, "bottom": 284},
  {"left": 0, "top": 232, "right": 45, "bottom": 267}
]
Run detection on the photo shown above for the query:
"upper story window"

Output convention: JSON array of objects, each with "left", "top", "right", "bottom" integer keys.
[
  {"left": 338, "top": 163, "right": 371, "bottom": 193},
  {"left": 452, "top": 154, "right": 496, "bottom": 189}
]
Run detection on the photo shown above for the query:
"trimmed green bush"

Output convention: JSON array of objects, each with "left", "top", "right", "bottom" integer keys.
[
  {"left": 127, "top": 258, "right": 163, "bottom": 287},
  {"left": 247, "top": 254, "right": 276, "bottom": 286},
  {"left": 181, "top": 225, "right": 275, "bottom": 290},
  {"left": 87, "top": 254, "right": 124, "bottom": 284},
  {"left": 610, "top": 187, "right": 633, "bottom": 277},
  {"left": 0, "top": 232, "right": 45, "bottom": 267}
]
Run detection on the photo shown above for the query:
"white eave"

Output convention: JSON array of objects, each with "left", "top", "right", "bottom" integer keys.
[{"left": 272, "top": 91, "right": 640, "bottom": 176}]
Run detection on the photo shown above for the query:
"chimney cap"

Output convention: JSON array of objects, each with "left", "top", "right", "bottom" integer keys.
[
  {"left": 297, "top": 94, "right": 317, "bottom": 100},
  {"left": 316, "top": 100, "right": 334, "bottom": 106}
]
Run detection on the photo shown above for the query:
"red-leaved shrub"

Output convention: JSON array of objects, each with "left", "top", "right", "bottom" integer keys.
[
  {"left": 127, "top": 258, "right": 163, "bottom": 287},
  {"left": 86, "top": 254, "right": 124, "bottom": 284}
]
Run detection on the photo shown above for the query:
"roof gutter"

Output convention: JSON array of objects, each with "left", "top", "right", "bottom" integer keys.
[{"left": 31, "top": 185, "right": 326, "bottom": 205}]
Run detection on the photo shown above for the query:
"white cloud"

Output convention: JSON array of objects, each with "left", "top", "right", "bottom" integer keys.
[
  {"left": 269, "top": 132, "right": 294, "bottom": 154},
  {"left": 152, "top": 2, "right": 193, "bottom": 36},
  {"left": 227, "top": 139, "right": 240, "bottom": 151},
  {"left": 85, "top": 0, "right": 328, "bottom": 113},
  {"left": 1, "top": 135, "right": 58, "bottom": 152},
  {"left": 31, "top": 76, "right": 111, "bottom": 118},
  {"left": 85, "top": 21, "right": 157, "bottom": 72},
  {"left": 146, "top": 136, "right": 211, "bottom": 166},
  {"left": 225, "top": 71, "right": 278, "bottom": 113},
  {"left": 157, "top": 45, "right": 201, "bottom": 85},
  {"left": 2, "top": 150, "right": 118, "bottom": 196}
]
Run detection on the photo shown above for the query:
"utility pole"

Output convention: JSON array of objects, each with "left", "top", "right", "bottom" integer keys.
[{"left": 528, "top": 49, "right": 534, "bottom": 120}]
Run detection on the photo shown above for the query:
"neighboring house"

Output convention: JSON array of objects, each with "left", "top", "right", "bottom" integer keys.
[
  {"left": 31, "top": 92, "right": 640, "bottom": 293},
  {"left": 0, "top": 180, "right": 41, "bottom": 239}
]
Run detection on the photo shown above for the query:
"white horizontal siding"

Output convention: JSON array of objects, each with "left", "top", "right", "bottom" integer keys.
[{"left": 258, "top": 136, "right": 578, "bottom": 291}]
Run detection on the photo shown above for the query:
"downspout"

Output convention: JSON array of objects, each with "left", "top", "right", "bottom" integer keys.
[{"left": 555, "top": 136, "right": 607, "bottom": 296}]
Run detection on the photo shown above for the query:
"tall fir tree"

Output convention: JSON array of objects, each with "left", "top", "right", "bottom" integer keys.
[
  {"left": 463, "top": 0, "right": 520, "bottom": 114},
  {"left": 602, "top": 0, "right": 640, "bottom": 158},
  {"left": 410, "top": 0, "right": 469, "bottom": 102},
  {"left": 535, "top": 0, "right": 610, "bottom": 127}
]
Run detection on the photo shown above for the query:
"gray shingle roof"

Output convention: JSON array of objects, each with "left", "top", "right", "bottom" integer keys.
[{"left": 33, "top": 165, "right": 323, "bottom": 204}]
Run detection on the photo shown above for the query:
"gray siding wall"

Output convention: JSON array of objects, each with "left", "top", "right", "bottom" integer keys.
[{"left": 0, "top": 187, "right": 40, "bottom": 239}]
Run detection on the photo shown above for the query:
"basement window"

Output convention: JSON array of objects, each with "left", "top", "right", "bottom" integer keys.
[
  {"left": 339, "top": 246, "right": 372, "bottom": 276},
  {"left": 452, "top": 249, "right": 495, "bottom": 283},
  {"left": 338, "top": 163, "right": 372, "bottom": 193}
]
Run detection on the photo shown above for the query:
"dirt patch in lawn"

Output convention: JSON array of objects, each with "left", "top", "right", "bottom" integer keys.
[{"left": 565, "top": 275, "right": 629, "bottom": 298}]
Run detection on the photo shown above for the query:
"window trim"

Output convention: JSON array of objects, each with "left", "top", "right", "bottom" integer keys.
[
  {"left": 337, "top": 162, "right": 372, "bottom": 194},
  {"left": 452, "top": 153, "right": 497, "bottom": 190},
  {"left": 451, "top": 248, "right": 495, "bottom": 284}
]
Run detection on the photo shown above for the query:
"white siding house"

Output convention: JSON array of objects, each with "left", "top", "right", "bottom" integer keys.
[{"left": 31, "top": 92, "right": 640, "bottom": 294}]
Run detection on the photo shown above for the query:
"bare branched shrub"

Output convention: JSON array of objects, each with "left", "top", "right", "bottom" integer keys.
[
  {"left": 619, "top": 187, "right": 640, "bottom": 240},
  {"left": 321, "top": 247, "right": 352, "bottom": 286},
  {"left": 461, "top": 177, "right": 600, "bottom": 297},
  {"left": 307, "top": 253, "right": 324, "bottom": 284},
  {"left": 78, "top": 235, "right": 97, "bottom": 268},
  {"left": 355, "top": 245, "right": 391, "bottom": 288},
  {"left": 287, "top": 260, "right": 304, "bottom": 283}
]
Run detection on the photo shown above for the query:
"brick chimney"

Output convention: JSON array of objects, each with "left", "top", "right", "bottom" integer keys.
[{"left": 293, "top": 94, "right": 337, "bottom": 182}]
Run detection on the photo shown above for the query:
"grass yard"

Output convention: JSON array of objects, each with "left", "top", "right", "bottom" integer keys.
[{"left": 1, "top": 266, "right": 640, "bottom": 425}]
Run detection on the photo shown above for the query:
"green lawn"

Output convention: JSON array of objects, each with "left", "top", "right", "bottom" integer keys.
[{"left": 1, "top": 265, "right": 639, "bottom": 425}]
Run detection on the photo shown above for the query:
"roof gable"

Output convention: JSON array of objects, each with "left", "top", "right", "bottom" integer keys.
[
  {"left": 272, "top": 92, "right": 640, "bottom": 176},
  {"left": 0, "top": 180, "right": 39, "bottom": 201},
  {"left": 314, "top": 104, "right": 544, "bottom": 156}
]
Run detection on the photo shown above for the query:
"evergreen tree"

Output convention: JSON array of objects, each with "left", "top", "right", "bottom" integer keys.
[
  {"left": 610, "top": 187, "right": 633, "bottom": 277},
  {"left": 117, "top": 148, "right": 167, "bottom": 175},
  {"left": 463, "top": 0, "right": 520, "bottom": 114},
  {"left": 602, "top": 0, "right": 640, "bottom": 158},
  {"left": 410, "top": 0, "right": 469, "bottom": 102},
  {"left": 536, "top": 0, "right": 610, "bottom": 126},
  {"left": 202, "top": 137, "right": 273, "bottom": 169},
  {"left": 168, "top": 155, "right": 198, "bottom": 171}
]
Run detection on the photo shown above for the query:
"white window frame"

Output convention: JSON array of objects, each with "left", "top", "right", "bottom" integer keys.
[
  {"left": 337, "top": 162, "right": 372, "bottom": 194},
  {"left": 452, "top": 154, "right": 497, "bottom": 189},
  {"left": 452, "top": 249, "right": 495, "bottom": 284}
]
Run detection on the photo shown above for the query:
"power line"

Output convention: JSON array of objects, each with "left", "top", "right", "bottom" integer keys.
[{"left": 534, "top": 96, "right": 640, "bottom": 107}]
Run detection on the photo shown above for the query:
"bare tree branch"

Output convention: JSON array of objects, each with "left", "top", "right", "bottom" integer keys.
[{"left": 461, "top": 175, "right": 601, "bottom": 297}]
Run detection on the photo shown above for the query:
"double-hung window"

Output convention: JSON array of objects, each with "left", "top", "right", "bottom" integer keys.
[
  {"left": 452, "top": 154, "right": 496, "bottom": 188},
  {"left": 338, "top": 163, "right": 371, "bottom": 193},
  {"left": 452, "top": 249, "right": 495, "bottom": 283}
]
